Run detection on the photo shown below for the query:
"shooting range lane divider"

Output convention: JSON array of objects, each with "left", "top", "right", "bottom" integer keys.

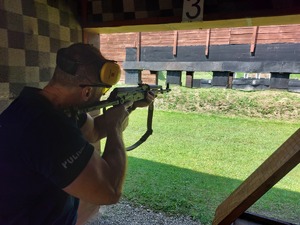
[{"left": 212, "top": 128, "right": 300, "bottom": 225}]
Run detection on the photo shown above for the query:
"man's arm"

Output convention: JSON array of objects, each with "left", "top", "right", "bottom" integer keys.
[
  {"left": 80, "top": 114, "right": 106, "bottom": 143},
  {"left": 80, "top": 92, "right": 155, "bottom": 143},
  {"left": 63, "top": 102, "right": 131, "bottom": 205}
]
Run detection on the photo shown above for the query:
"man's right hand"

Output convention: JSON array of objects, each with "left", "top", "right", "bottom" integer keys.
[{"left": 64, "top": 102, "right": 133, "bottom": 206}]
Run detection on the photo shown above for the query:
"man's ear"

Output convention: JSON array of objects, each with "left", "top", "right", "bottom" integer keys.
[{"left": 81, "top": 87, "right": 93, "bottom": 101}]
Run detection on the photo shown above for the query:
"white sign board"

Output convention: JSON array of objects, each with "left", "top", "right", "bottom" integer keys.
[{"left": 182, "top": 0, "right": 204, "bottom": 22}]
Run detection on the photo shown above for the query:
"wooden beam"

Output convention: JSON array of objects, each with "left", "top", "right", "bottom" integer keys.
[
  {"left": 205, "top": 29, "right": 211, "bottom": 57},
  {"left": 250, "top": 26, "right": 259, "bottom": 55},
  {"left": 136, "top": 32, "right": 141, "bottom": 61},
  {"left": 212, "top": 128, "right": 300, "bottom": 225},
  {"left": 81, "top": 0, "right": 88, "bottom": 27},
  {"left": 84, "top": 15, "right": 300, "bottom": 34},
  {"left": 173, "top": 30, "right": 178, "bottom": 56}
]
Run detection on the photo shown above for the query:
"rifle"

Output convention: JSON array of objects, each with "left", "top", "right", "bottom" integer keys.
[{"left": 77, "top": 83, "right": 171, "bottom": 151}]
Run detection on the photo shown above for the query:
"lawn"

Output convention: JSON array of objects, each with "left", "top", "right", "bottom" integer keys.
[{"left": 119, "top": 90, "right": 300, "bottom": 225}]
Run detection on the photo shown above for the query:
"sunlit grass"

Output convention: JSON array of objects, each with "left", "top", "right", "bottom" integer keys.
[
  {"left": 122, "top": 108, "right": 300, "bottom": 225},
  {"left": 155, "top": 86, "right": 300, "bottom": 122}
]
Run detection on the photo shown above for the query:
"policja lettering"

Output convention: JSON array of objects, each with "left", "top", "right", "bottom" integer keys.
[{"left": 61, "top": 146, "right": 85, "bottom": 169}]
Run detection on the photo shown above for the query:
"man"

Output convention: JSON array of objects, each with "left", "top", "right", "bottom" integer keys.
[{"left": 0, "top": 43, "right": 154, "bottom": 224}]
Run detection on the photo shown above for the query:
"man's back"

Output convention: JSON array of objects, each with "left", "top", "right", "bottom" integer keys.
[{"left": 0, "top": 87, "right": 92, "bottom": 225}]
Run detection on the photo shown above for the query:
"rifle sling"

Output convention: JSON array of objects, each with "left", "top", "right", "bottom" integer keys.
[{"left": 126, "top": 102, "right": 154, "bottom": 151}]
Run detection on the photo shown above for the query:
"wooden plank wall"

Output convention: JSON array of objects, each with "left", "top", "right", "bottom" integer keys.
[{"left": 98, "top": 24, "right": 300, "bottom": 82}]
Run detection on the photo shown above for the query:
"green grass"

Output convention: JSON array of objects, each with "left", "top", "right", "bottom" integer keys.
[
  {"left": 155, "top": 86, "right": 300, "bottom": 122},
  {"left": 290, "top": 74, "right": 300, "bottom": 79},
  {"left": 123, "top": 110, "right": 300, "bottom": 224},
  {"left": 118, "top": 86, "right": 300, "bottom": 225}
]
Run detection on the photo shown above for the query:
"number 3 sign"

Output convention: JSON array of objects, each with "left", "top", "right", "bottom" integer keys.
[{"left": 182, "top": 0, "right": 204, "bottom": 22}]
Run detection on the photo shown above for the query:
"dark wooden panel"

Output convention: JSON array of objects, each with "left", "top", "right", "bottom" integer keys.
[
  {"left": 125, "top": 48, "right": 137, "bottom": 61},
  {"left": 124, "top": 43, "right": 300, "bottom": 73},
  {"left": 125, "top": 69, "right": 141, "bottom": 84},
  {"left": 270, "top": 73, "right": 290, "bottom": 89},
  {"left": 166, "top": 71, "right": 182, "bottom": 85},
  {"left": 232, "top": 78, "right": 270, "bottom": 90},
  {"left": 193, "top": 79, "right": 212, "bottom": 88},
  {"left": 212, "top": 71, "right": 230, "bottom": 87},
  {"left": 139, "top": 44, "right": 300, "bottom": 62},
  {"left": 235, "top": 211, "right": 297, "bottom": 225},
  {"left": 288, "top": 79, "right": 300, "bottom": 93}
]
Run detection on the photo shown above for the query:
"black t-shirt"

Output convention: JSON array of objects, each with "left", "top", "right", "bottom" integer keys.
[{"left": 0, "top": 87, "right": 94, "bottom": 225}]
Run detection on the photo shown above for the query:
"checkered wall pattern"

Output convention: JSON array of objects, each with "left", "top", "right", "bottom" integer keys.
[
  {"left": 0, "top": 0, "right": 82, "bottom": 112},
  {"left": 87, "top": 0, "right": 183, "bottom": 24}
]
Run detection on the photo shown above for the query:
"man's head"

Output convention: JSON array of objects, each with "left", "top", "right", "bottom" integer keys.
[
  {"left": 47, "top": 43, "right": 121, "bottom": 108},
  {"left": 55, "top": 43, "right": 121, "bottom": 89}
]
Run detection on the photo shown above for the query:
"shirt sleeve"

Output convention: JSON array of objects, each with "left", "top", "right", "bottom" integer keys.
[{"left": 22, "top": 112, "right": 94, "bottom": 188}]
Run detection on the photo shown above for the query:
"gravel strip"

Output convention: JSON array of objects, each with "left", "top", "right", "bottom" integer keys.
[{"left": 86, "top": 200, "right": 202, "bottom": 225}]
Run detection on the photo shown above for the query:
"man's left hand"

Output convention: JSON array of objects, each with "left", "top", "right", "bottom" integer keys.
[{"left": 133, "top": 92, "right": 155, "bottom": 108}]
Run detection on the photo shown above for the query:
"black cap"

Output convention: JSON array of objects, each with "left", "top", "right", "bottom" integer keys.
[{"left": 56, "top": 43, "right": 105, "bottom": 75}]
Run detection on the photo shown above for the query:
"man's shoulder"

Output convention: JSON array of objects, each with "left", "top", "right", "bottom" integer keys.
[{"left": 0, "top": 86, "right": 68, "bottom": 130}]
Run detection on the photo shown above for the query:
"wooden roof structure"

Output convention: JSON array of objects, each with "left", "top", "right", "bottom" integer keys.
[{"left": 80, "top": 0, "right": 300, "bottom": 33}]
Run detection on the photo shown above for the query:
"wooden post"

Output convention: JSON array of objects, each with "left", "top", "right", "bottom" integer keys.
[
  {"left": 213, "top": 128, "right": 300, "bottom": 225},
  {"left": 186, "top": 71, "right": 194, "bottom": 88},
  {"left": 150, "top": 70, "right": 159, "bottom": 85},
  {"left": 227, "top": 72, "right": 234, "bottom": 89}
]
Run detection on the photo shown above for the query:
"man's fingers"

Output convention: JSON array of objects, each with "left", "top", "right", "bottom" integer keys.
[
  {"left": 146, "top": 92, "right": 155, "bottom": 103},
  {"left": 148, "top": 91, "right": 155, "bottom": 97},
  {"left": 123, "top": 101, "right": 134, "bottom": 109}
]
